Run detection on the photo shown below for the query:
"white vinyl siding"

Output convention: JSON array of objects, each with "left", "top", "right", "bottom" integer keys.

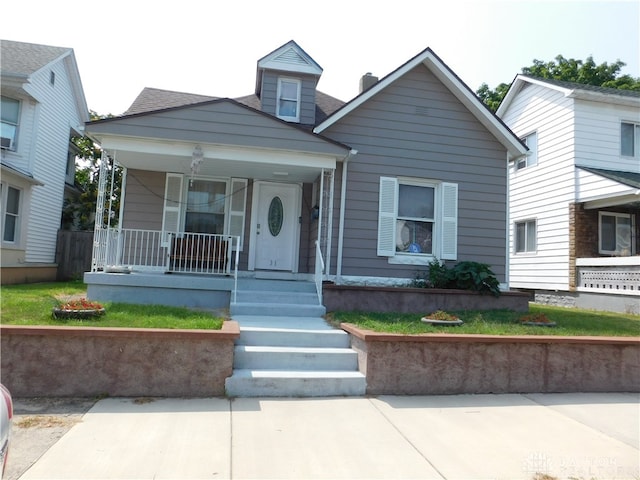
[
  {"left": 22, "top": 56, "right": 85, "bottom": 263},
  {"left": 377, "top": 176, "right": 457, "bottom": 262},
  {"left": 503, "top": 84, "right": 574, "bottom": 290}
]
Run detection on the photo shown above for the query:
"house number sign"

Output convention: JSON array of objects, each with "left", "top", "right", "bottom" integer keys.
[{"left": 268, "top": 196, "right": 284, "bottom": 236}]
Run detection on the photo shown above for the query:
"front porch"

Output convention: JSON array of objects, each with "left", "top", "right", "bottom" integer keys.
[{"left": 85, "top": 270, "right": 324, "bottom": 313}]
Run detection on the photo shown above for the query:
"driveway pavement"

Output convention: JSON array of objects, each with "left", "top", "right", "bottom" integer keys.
[{"left": 10, "top": 393, "right": 639, "bottom": 480}]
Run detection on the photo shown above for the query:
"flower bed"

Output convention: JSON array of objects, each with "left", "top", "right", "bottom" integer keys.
[
  {"left": 421, "top": 310, "right": 463, "bottom": 326},
  {"left": 53, "top": 298, "right": 105, "bottom": 319}
]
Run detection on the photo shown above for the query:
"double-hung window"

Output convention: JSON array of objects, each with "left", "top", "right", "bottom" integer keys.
[
  {"left": 276, "top": 78, "right": 301, "bottom": 122},
  {"left": 1, "top": 96, "right": 20, "bottom": 150},
  {"left": 162, "top": 174, "right": 247, "bottom": 250},
  {"left": 515, "top": 219, "right": 536, "bottom": 253},
  {"left": 621, "top": 122, "right": 639, "bottom": 157},
  {"left": 599, "top": 212, "right": 633, "bottom": 256},
  {"left": 1, "top": 184, "right": 21, "bottom": 243},
  {"left": 516, "top": 132, "right": 537, "bottom": 170},
  {"left": 377, "top": 177, "right": 458, "bottom": 262}
]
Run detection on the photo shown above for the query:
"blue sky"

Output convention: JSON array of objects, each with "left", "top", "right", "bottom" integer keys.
[{"left": 3, "top": 0, "right": 638, "bottom": 115}]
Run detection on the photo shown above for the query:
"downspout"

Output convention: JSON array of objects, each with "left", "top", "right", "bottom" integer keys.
[
  {"left": 336, "top": 149, "right": 358, "bottom": 284},
  {"left": 505, "top": 151, "right": 511, "bottom": 290}
]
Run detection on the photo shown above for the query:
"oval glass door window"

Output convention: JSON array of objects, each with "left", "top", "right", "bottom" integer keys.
[{"left": 268, "top": 196, "right": 284, "bottom": 236}]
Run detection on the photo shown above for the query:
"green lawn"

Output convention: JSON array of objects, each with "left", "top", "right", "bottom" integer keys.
[
  {"left": 1, "top": 281, "right": 224, "bottom": 330},
  {"left": 329, "top": 304, "right": 640, "bottom": 337}
]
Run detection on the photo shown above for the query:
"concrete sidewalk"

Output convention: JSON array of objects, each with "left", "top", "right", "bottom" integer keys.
[{"left": 18, "top": 393, "right": 639, "bottom": 480}]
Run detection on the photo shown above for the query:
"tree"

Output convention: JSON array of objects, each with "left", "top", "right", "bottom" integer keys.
[
  {"left": 62, "top": 110, "right": 121, "bottom": 230},
  {"left": 477, "top": 55, "right": 640, "bottom": 112}
]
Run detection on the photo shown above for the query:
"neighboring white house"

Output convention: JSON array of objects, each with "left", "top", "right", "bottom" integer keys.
[
  {"left": 497, "top": 75, "right": 640, "bottom": 313},
  {"left": 1, "top": 40, "right": 89, "bottom": 284}
]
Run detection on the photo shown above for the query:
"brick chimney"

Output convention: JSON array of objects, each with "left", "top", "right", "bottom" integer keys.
[{"left": 359, "top": 72, "right": 378, "bottom": 93}]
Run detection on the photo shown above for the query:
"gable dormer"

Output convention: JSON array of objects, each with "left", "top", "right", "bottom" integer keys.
[{"left": 255, "top": 40, "right": 323, "bottom": 125}]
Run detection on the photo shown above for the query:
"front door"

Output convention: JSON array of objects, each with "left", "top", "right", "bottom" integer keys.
[{"left": 252, "top": 182, "right": 300, "bottom": 271}]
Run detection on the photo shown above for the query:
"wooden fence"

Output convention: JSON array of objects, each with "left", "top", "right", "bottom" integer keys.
[{"left": 56, "top": 230, "right": 94, "bottom": 281}]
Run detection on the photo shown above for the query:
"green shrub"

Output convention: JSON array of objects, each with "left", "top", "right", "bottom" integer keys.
[{"left": 413, "top": 259, "right": 501, "bottom": 297}]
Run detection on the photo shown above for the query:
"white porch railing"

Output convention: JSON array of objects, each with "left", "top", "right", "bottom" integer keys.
[
  {"left": 315, "top": 240, "right": 325, "bottom": 304},
  {"left": 92, "top": 227, "right": 237, "bottom": 276},
  {"left": 576, "top": 257, "right": 640, "bottom": 295}
]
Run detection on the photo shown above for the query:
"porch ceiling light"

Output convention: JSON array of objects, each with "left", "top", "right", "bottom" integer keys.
[
  {"left": 190, "top": 145, "right": 204, "bottom": 184},
  {"left": 273, "top": 171, "right": 289, "bottom": 177}
]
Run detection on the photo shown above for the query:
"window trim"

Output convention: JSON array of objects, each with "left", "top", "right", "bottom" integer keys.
[
  {"left": 598, "top": 211, "right": 633, "bottom": 256},
  {"left": 1, "top": 96, "right": 21, "bottom": 151},
  {"left": 162, "top": 174, "right": 247, "bottom": 251},
  {"left": 378, "top": 176, "right": 458, "bottom": 264},
  {"left": 1, "top": 183, "right": 22, "bottom": 244},
  {"left": 516, "top": 131, "right": 537, "bottom": 170},
  {"left": 621, "top": 121, "right": 639, "bottom": 158},
  {"left": 514, "top": 219, "right": 536, "bottom": 254},
  {"left": 276, "top": 77, "right": 301, "bottom": 122}
]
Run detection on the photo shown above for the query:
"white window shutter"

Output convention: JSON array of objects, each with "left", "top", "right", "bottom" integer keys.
[
  {"left": 161, "top": 173, "right": 183, "bottom": 246},
  {"left": 377, "top": 176, "right": 398, "bottom": 256},
  {"left": 440, "top": 182, "right": 458, "bottom": 260},
  {"left": 228, "top": 178, "right": 248, "bottom": 250}
]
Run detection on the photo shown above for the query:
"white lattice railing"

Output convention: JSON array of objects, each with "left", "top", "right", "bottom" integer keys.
[{"left": 576, "top": 257, "right": 640, "bottom": 295}]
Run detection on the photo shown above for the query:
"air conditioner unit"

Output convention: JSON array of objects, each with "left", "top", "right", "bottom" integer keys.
[{"left": 0, "top": 137, "right": 12, "bottom": 149}]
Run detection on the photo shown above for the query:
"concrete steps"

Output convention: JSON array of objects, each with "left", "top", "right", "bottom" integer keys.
[
  {"left": 225, "top": 305, "right": 366, "bottom": 397},
  {"left": 230, "top": 279, "right": 326, "bottom": 317}
]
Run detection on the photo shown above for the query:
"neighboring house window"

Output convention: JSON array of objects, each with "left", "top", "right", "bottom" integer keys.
[
  {"left": 2, "top": 184, "right": 21, "bottom": 243},
  {"left": 621, "top": 122, "right": 639, "bottom": 157},
  {"left": 276, "top": 78, "right": 301, "bottom": 122},
  {"left": 377, "top": 176, "right": 458, "bottom": 262},
  {"left": 515, "top": 219, "right": 536, "bottom": 253},
  {"left": 599, "top": 212, "right": 633, "bottom": 256},
  {"left": 1, "top": 96, "right": 20, "bottom": 150},
  {"left": 516, "top": 132, "right": 537, "bottom": 170},
  {"left": 50, "top": 71, "right": 56, "bottom": 86}
]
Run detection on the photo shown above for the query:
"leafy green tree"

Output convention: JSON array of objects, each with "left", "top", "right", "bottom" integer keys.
[
  {"left": 62, "top": 110, "right": 121, "bottom": 230},
  {"left": 477, "top": 55, "right": 640, "bottom": 112}
]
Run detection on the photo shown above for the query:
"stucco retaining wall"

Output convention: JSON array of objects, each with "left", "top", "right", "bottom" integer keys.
[
  {"left": 342, "top": 324, "right": 640, "bottom": 395},
  {"left": 323, "top": 284, "right": 530, "bottom": 313},
  {"left": 0, "top": 322, "right": 239, "bottom": 397}
]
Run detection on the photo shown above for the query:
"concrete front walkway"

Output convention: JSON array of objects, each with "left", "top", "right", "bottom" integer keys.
[{"left": 18, "top": 393, "right": 639, "bottom": 480}]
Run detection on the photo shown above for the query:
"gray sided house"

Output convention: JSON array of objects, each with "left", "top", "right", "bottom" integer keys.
[{"left": 84, "top": 41, "right": 526, "bottom": 310}]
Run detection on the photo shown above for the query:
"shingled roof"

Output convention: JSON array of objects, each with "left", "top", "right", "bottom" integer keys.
[
  {"left": 123, "top": 87, "right": 346, "bottom": 126},
  {"left": 1, "top": 39, "right": 71, "bottom": 76},
  {"left": 579, "top": 166, "right": 640, "bottom": 189},
  {"left": 528, "top": 76, "right": 640, "bottom": 99}
]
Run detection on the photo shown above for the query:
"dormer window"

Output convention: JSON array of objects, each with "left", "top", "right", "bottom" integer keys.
[{"left": 276, "top": 77, "right": 301, "bottom": 122}]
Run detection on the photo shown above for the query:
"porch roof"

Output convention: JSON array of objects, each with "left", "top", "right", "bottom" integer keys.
[
  {"left": 577, "top": 166, "right": 640, "bottom": 209},
  {"left": 86, "top": 98, "right": 352, "bottom": 182},
  {"left": 579, "top": 166, "right": 640, "bottom": 189}
]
